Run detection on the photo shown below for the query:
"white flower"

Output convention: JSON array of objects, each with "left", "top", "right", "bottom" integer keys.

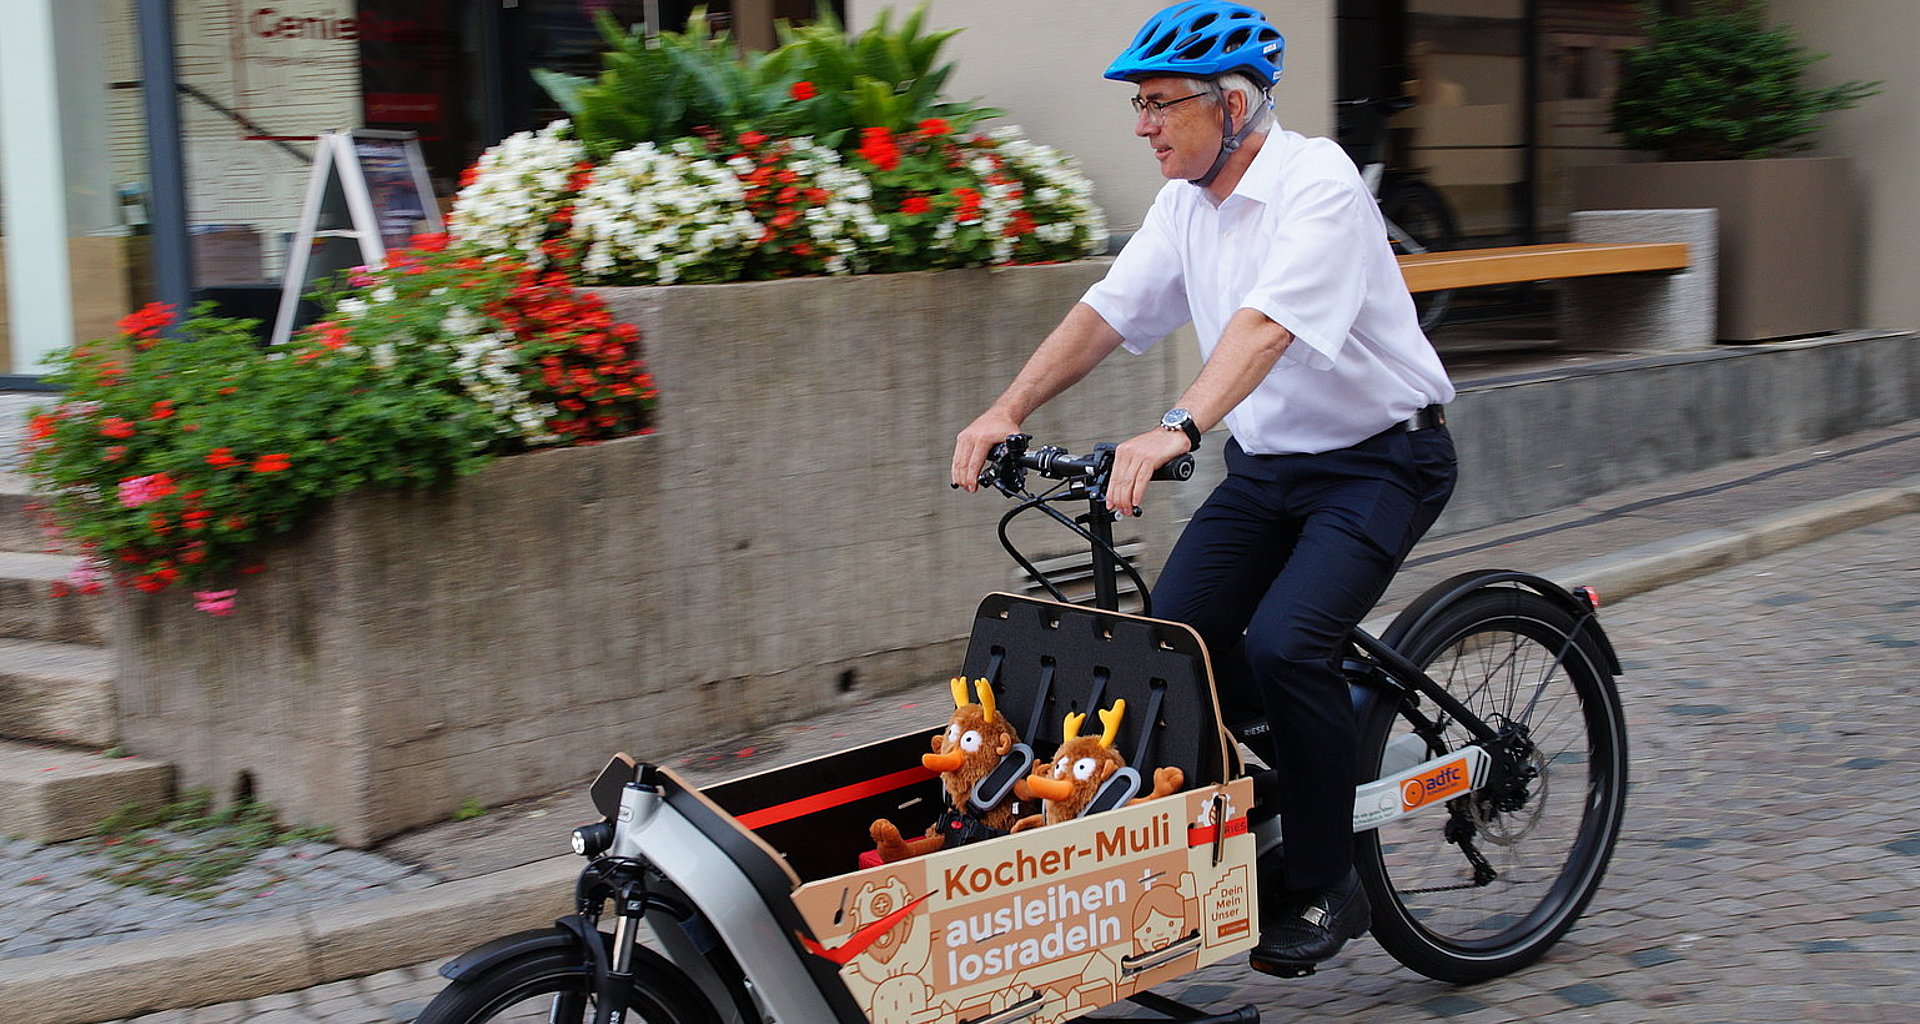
[{"left": 448, "top": 121, "right": 586, "bottom": 269}]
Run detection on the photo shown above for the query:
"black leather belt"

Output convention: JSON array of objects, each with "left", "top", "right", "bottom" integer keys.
[{"left": 1395, "top": 404, "right": 1447, "bottom": 433}]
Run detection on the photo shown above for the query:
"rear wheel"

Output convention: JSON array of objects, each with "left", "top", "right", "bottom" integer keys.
[
  {"left": 1382, "top": 179, "right": 1459, "bottom": 332},
  {"left": 413, "top": 945, "right": 717, "bottom": 1024},
  {"left": 1356, "top": 587, "right": 1627, "bottom": 983}
]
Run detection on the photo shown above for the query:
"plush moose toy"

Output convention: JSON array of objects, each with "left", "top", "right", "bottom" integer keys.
[
  {"left": 1012, "top": 699, "right": 1184, "bottom": 831},
  {"left": 866, "top": 677, "right": 1028, "bottom": 864}
]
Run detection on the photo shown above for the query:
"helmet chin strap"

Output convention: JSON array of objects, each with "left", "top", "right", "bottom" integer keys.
[{"left": 1191, "top": 92, "right": 1271, "bottom": 190}]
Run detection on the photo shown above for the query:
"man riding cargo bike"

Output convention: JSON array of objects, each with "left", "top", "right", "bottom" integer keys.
[
  {"left": 415, "top": 5, "right": 1626, "bottom": 1023},
  {"left": 953, "top": 0, "right": 1458, "bottom": 977}
]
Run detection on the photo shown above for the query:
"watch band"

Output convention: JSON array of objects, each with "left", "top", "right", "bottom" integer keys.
[{"left": 1161, "top": 408, "right": 1202, "bottom": 451}]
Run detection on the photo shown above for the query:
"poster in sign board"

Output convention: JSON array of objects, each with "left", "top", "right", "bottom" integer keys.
[
  {"left": 788, "top": 778, "right": 1256, "bottom": 1024},
  {"left": 271, "top": 129, "right": 442, "bottom": 347}
]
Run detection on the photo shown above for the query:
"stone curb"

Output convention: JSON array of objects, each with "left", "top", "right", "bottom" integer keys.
[
  {"left": 1539, "top": 477, "right": 1920, "bottom": 604},
  {"left": 0, "top": 857, "right": 577, "bottom": 1024},
  {"left": 5, "top": 482, "right": 1916, "bottom": 1024}
]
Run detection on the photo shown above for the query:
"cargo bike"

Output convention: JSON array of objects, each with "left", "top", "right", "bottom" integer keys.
[{"left": 416, "top": 435, "right": 1628, "bottom": 1024}]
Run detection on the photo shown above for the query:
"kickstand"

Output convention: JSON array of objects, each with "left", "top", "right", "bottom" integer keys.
[{"left": 1077, "top": 990, "right": 1260, "bottom": 1024}]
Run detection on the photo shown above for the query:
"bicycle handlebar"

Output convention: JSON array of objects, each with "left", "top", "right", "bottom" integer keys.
[{"left": 977, "top": 434, "right": 1194, "bottom": 493}]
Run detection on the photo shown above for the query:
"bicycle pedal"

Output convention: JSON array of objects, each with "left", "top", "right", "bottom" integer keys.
[{"left": 1246, "top": 955, "right": 1316, "bottom": 980}]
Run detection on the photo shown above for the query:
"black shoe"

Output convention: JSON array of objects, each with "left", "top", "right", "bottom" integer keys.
[{"left": 1248, "top": 868, "right": 1371, "bottom": 977}]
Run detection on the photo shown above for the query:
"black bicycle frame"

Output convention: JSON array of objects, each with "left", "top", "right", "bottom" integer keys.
[{"left": 1022, "top": 476, "right": 1506, "bottom": 748}]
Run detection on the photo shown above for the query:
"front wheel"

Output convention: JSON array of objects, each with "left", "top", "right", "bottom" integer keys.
[
  {"left": 1355, "top": 587, "right": 1627, "bottom": 983},
  {"left": 413, "top": 945, "right": 717, "bottom": 1024}
]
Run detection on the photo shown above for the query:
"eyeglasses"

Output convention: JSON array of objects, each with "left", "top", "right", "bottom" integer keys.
[{"left": 1130, "top": 91, "right": 1212, "bottom": 122}]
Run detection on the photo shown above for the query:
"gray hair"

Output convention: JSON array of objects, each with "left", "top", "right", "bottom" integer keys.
[{"left": 1175, "top": 73, "right": 1274, "bottom": 135}]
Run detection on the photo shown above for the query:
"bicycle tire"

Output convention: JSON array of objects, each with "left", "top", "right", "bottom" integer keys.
[
  {"left": 1381, "top": 179, "right": 1459, "bottom": 333},
  {"left": 413, "top": 944, "right": 719, "bottom": 1024},
  {"left": 1355, "top": 587, "right": 1627, "bottom": 983}
]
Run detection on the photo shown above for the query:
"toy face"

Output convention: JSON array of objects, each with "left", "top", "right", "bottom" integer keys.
[
  {"left": 944, "top": 723, "right": 987, "bottom": 754},
  {"left": 1049, "top": 753, "right": 1109, "bottom": 783}
]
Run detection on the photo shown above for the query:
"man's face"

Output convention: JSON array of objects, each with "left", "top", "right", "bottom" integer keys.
[{"left": 1132, "top": 76, "right": 1222, "bottom": 181}]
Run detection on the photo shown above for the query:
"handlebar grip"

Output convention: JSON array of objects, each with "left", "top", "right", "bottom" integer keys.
[{"left": 1152, "top": 454, "right": 1195, "bottom": 482}]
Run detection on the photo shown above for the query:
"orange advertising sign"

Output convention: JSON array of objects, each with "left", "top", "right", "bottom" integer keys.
[{"left": 791, "top": 779, "right": 1256, "bottom": 1024}]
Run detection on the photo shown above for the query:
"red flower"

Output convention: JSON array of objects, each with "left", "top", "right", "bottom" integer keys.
[
  {"left": 739, "top": 130, "right": 767, "bottom": 148},
  {"left": 917, "top": 118, "right": 951, "bottom": 137},
  {"left": 789, "top": 80, "right": 817, "bottom": 101},
  {"left": 100, "top": 417, "right": 136, "bottom": 439},
  {"left": 29, "top": 413, "right": 58, "bottom": 440},
  {"left": 459, "top": 163, "right": 481, "bottom": 188},
  {"left": 411, "top": 233, "right": 450, "bottom": 253},
  {"left": 901, "top": 196, "right": 932, "bottom": 216},
  {"left": 857, "top": 127, "right": 901, "bottom": 171},
  {"left": 117, "top": 303, "right": 174, "bottom": 338},
  {"left": 206, "top": 447, "right": 242, "bottom": 469},
  {"left": 251, "top": 453, "right": 293, "bottom": 474},
  {"left": 149, "top": 400, "right": 176, "bottom": 420}
]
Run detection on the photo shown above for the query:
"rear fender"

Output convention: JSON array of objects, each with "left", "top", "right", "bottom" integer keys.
[{"left": 1382, "top": 569, "right": 1622, "bottom": 675}]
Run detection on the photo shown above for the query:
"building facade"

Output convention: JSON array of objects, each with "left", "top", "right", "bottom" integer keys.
[{"left": 1, "top": 0, "right": 1911, "bottom": 380}]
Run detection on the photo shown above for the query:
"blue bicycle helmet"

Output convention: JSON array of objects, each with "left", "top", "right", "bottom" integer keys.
[{"left": 1104, "top": 1, "right": 1285, "bottom": 85}]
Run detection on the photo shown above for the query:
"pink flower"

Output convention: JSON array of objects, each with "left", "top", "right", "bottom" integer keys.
[
  {"left": 193, "top": 589, "right": 238, "bottom": 616},
  {"left": 117, "top": 473, "right": 177, "bottom": 508},
  {"left": 66, "top": 562, "right": 105, "bottom": 597}
]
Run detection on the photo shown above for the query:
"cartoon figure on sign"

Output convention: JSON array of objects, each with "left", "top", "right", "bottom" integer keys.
[
  {"left": 839, "top": 875, "right": 941, "bottom": 1024},
  {"left": 1132, "top": 883, "right": 1192, "bottom": 956}
]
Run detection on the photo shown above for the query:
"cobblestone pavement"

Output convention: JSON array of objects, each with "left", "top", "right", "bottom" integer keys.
[
  {"left": 0, "top": 836, "right": 438, "bottom": 962},
  {"left": 100, "top": 513, "right": 1920, "bottom": 1022}
]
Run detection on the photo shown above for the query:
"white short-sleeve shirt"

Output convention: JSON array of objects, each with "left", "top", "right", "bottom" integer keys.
[{"left": 1082, "top": 129, "right": 1456, "bottom": 455}]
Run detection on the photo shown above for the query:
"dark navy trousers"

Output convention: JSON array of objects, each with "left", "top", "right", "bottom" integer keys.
[{"left": 1151, "top": 425, "right": 1457, "bottom": 893}]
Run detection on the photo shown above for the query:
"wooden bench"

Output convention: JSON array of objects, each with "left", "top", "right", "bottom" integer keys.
[
  {"left": 1397, "top": 242, "right": 1690, "bottom": 294},
  {"left": 1393, "top": 209, "right": 1718, "bottom": 350}
]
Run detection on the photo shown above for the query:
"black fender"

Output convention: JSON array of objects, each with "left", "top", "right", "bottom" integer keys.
[
  {"left": 437, "top": 920, "right": 611, "bottom": 982},
  {"left": 1381, "top": 569, "right": 1623, "bottom": 676}
]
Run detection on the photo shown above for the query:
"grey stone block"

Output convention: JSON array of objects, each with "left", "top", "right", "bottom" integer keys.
[
  {"left": 0, "top": 741, "right": 172, "bottom": 842},
  {"left": 1560, "top": 208, "right": 1719, "bottom": 351}
]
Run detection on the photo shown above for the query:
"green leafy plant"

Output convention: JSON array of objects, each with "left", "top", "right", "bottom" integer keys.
[
  {"left": 1609, "top": 0, "right": 1879, "bottom": 161},
  {"left": 88, "top": 789, "right": 334, "bottom": 901},
  {"left": 544, "top": 5, "right": 996, "bottom": 159},
  {"left": 766, "top": 5, "right": 997, "bottom": 143},
  {"left": 25, "top": 236, "right": 656, "bottom": 611}
]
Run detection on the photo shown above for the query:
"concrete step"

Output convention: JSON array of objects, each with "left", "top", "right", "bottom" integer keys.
[
  {"left": 0, "top": 740, "right": 172, "bottom": 842},
  {"left": 0, "top": 471, "right": 50, "bottom": 553},
  {"left": 0, "top": 551, "right": 106, "bottom": 645},
  {"left": 0, "top": 639, "right": 115, "bottom": 748}
]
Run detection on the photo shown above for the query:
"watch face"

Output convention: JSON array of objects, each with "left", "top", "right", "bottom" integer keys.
[{"left": 1162, "top": 408, "right": 1190, "bottom": 428}]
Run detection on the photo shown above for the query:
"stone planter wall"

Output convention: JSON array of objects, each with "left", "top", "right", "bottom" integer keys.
[{"left": 111, "top": 264, "right": 1186, "bottom": 848}]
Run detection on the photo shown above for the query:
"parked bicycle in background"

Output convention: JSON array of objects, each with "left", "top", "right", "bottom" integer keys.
[{"left": 1338, "top": 96, "right": 1460, "bottom": 332}]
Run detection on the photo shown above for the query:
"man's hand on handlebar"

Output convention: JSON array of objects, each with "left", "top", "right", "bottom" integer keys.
[
  {"left": 952, "top": 411, "right": 1023, "bottom": 492},
  {"left": 1107, "top": 428, "right": 1194, "bottom": 516}
]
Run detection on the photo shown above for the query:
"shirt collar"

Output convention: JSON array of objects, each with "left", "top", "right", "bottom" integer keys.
[{"left": 1217, "top": 129, "right": 1293, "bottom": 208}]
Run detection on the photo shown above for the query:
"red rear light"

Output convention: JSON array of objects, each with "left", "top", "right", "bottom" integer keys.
[{"left": 1573, "top": 585, "right": 1601, "bottom": 611}]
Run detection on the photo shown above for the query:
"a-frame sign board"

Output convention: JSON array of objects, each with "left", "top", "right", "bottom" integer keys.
[{"left": 270, "top": 129, "right": 443, "bottom": 347}]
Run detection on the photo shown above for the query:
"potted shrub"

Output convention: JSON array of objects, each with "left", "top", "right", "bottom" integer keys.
[{"left": 1570, "top": 0, "right": 1878, "bottom": 340}]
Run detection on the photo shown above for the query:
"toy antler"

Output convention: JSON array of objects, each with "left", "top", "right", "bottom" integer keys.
[
  {"left": 1097, "top": 699, "right": 1126, "bottom": 749},
  {"left": 973, "top": 678, "right": 996, "bottom": 721},
  {"left": 949, "top": 676, "right": 969, "bottom": 709},
  {"left": 1061, "top": 710, "right": 1087, "bottom": 741}
]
